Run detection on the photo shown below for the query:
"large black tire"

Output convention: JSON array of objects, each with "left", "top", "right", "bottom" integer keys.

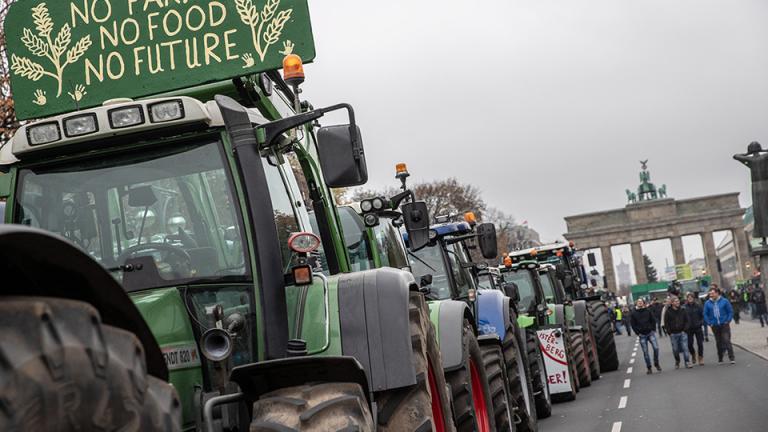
[
  {"left": 250, "top": 382, "right": 374, "bottom": 431},
  {"left": 479, "top": 343, "right": 514, "bottom": 431},
  {"left": 375, "top": 292, "right": 455, "bottom": 432},
  {"left": 445, "top": 321, "right": 496, "bottom": 432},
  {"left": 585, "top": 327, "right": 601, "bottom": 381},
  {"left": 504, "top": 329, "right": 537, "bottom": 432},
  {"left": 0, "top": 298, "right": 181, "bottom": 431},
  {"left": 568, "top": 331, "right": 591, "bottom": 388},
  {"left": 525, "top": 330, "right": 552, "bottom": 419},
  {"left": 588, "top": 300, "right": 619, "bottom": 372}
]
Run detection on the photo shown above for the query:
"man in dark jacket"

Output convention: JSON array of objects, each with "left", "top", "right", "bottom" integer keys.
[
  {"left": 664, "top": 296, "right": 691, "bottom": 368},
  {"left": 684, "top": 292, "right": 705, "bottom": 365},
  {"left": 752, "top": 286, "right": 768, "bottom": 327},
  {"left": 650, "top": 299, "right": 665, "bottom": 337},
  {"left": 727, "top": 289, "right": 741, "bottom": 324},
  {"left": 631, "top": 298, "right": 662, "bottom": 374}
]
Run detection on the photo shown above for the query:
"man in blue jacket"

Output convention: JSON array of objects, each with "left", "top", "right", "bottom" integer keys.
[{"left": 703, "top": 287, "right": 735, "bottom": 364}]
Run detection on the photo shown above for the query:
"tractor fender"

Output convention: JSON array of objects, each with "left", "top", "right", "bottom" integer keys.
[
  {"left": 337, "top": 267, "right": 417, "bottom": 392},
  {"left": 477, "top": 289, "right": 512, "bottom": 340},
  {"left": 436, "top": 299, "right": 476, "bottom": 371},
  {"left": 572, "top": 300, "right": 589, "bottom": 327},
  {"left": 0, "top": 225, "right": 168, "bottom": 380},
  {"left": 551, "top": 304, "right": 566, "bottom": 327},
  {"left": 230, "top": 356, "right": 370, "bottom": 403}
]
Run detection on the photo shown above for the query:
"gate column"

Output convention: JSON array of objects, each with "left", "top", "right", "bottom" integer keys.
[
  {"left": 702, "top": 231, "right": 722, "bottom": 287},
  {"left": 671, "top": 236, "right": 686, "bottom": 266},
  {"left": 631, "top": 242, "right": 648, "bottom": 284},
  {"left": 732, "top": 229, "right": 751, "bottom": 280},
  {"left": 600, "top": 245, "right": 615, "bottom": 292}
]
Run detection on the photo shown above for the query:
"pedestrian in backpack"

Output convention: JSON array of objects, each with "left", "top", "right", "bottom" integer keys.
[
  {"left": 630, "top": 298, "right": 662, "bottom": 374},
  {"left": 664, "top": 296, "right": 692, "bottom": 369},
  {"left": 622, "top": 305, "right": 632, "bottom": 336},
  {"left": 727, "top": 289, "right": 741, "bottom": 324},
  {"left": 703, "top": 287, "right": 736, "bottom": 364},
  {"left": 752, "top": 285, "right": 768, "bottom": 327},
  {"left": 650, "top": 299, "right": 665, "bottom": 337},
  {"left": 684, "top": 292, "right": 705, "bottom": 365}
]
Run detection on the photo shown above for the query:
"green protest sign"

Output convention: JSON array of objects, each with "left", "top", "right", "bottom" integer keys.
[{"left": 5, "top": 0, "right": 316, "bottom": 120}]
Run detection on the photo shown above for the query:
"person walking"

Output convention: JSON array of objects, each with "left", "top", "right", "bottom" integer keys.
[
  {"left": 613, "top": 305, "right": 624, "bottom": 335},
  {"left": 728, "top": 289, "right": 741, "bottom": 324},
  {"left": 684, "top": 292, "right": 705, "bottom": 365},
  {"left": 665, "top": 296, "right": 692, "bottom": 369},
  {"left": 703, "top": 287, "right": 736, "bottom": 364},
  {"left": 622, "top": 305, "right": 632, "bottom": 336},
  {"left": 630, "top": 298, "right": 662, "bottom": 374},
  {"left": 650, "top": 299, "right": 665, "bottom": 337},
  {"left": 752, "top": 285, "right": 768, "bottom": 327}
]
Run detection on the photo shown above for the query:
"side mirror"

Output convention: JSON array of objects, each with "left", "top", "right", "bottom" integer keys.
[
  {"left": 420, "top": 274, "right": 433, "bottom": 288},
  {"left": 128, "top": 185, "right": 157, "bottom": 208},
  {"left": 503, "top": 282, "right": 520, "bottom": 303},
  {"left": 317, "top": 124, "right": 368, "bottom": 188},
  {"left": 555, "top": 263, "right": 566, "bottom": 280},
  {"left": 402, "top": 201, "right": 430, "bottom": 252},
  {"left": 476, "top": 222, "right": 497, "bottom": 259}
]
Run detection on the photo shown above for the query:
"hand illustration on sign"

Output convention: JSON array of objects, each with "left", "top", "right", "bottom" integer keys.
[
  {"left": 68, "top": 84, "right": 87, "bottom": 102},
  {"left": 10, "top": 2, "right": 93, "bottom": 98},
  {"left": 236, "top": 0, "right": 294, "bottom": 63},
  {"left": 280, "top": 40, "right": 295, "bottom": 56},
  {"left": 32, "top": 89, "right": 46, "bottom": 106},
  {"left": 241, "top": 53, "right": 256, "bottom": 68}
]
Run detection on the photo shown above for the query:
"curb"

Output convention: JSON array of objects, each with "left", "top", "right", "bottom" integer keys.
[{"left": 732, "top": 342, "right": 768, "bottom": 362}]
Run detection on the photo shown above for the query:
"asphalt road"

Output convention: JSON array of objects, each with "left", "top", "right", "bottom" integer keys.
[{"left": 540, "top": 329, "right": 768, "bottom": 432}]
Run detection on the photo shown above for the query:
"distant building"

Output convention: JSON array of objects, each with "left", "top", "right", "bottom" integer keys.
[
  {"left": 688, "top": 258, "right": 706, "bottom": 278},
  {"left": 507, "top": 225, "right": 542, "bottom": 251},
  {"left": 616, "top": 259, "right": 632, "bottom": 295},
  {"left": 716, "top": 233, "right": 737, "bottom": 289}
]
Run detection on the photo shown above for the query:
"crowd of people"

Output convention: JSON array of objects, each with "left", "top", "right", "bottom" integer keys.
[{"left": 609, "top": 281, "right": 768, "bottom": 374}]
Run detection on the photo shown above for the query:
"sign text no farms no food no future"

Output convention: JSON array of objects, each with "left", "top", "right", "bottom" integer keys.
[{"left": 5, "top": 0, "right": 316, "bottom": 120}]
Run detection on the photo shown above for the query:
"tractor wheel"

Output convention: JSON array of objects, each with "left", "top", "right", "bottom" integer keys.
[
  {"left": 0, "top": 297, "right": 182, "bottom": 431},
  {"left": 587, "top": 300, "right": 619, "bottom": 372},
  {"left": 250, "top": 382, "right": 374, "bottom": 431},
  {"left": 585, "top": 327, "right": 601, "bottom": 381},
  {"left": 503, "top": 328, "right": 537, "bottom": 432},
  {"left": 568, "top": 330, "right": 591, "bottom": 388},
  {"left": 479, "top": 343, "right": 514, "bottom": 431},
  {"left": 375, "top": 292, "right": 455, "bottom": 432},
  {"left": 445, "top": 321, "right": 495, "bottom": 432},
  {"left": 525, "top": 330, "right": 552, "bottom": 419}
]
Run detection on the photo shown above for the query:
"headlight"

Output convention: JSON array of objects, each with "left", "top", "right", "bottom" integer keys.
[
  {"left": 360, "top": 199, "right": 373, "bottom": 213},
  {"left": 371, "top": 197, "right": 385, "bottom": 211},
  {"left": 149, "top": 100, "right": 184, "bottom": 123},
  {"left": 27, "top": 122, "right": 61, "bottom": 146},
  {"left": 109, "top": 105, "right": 144, "bottom": 128},
  {"left": 64, "top": 114, "right": 98, "bottom": 137}
]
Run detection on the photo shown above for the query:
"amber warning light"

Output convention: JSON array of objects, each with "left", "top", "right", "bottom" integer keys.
[
  {"left": 464, "top": 212, "right": 477, "bottom": 225},
  {"left": 282, "top": 54, "right": 305, "bottom": 87}
]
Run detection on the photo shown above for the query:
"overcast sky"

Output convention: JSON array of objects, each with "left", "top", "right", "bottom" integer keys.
[{"left": 301, "top": 0, "right": 768, "bottom": 270}]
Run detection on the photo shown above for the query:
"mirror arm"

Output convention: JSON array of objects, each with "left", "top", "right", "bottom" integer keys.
[
  {"left": 445, "top": 233, "right": 476, "bottom": 245},
  {"left": 389, "top": 190, "right": 415, "bottom": 209},
  {"left": 251, "top": 103, "right": 357, "bottom": 150}
]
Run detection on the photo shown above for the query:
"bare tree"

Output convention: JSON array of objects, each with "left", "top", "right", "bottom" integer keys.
[{"left": 0, "top": 0, "right": 19, "bottom": 146}]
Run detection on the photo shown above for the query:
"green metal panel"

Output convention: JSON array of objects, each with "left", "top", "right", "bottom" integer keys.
[
  {"left": 517, "top": 314, "right": 535, "bottom": 329},
  {"left": 5, "top": 0, "right": 316, "bottom": 119},
  {"left": 285, "top": 276, "right": 342, "bottom": 356},
  {"left": 564, "top": 304, "right": 576, "bottom": 327},
  {"left": 131, "top": 287, "right": 203, "bottom": 430},
  {"left": 546, "top": 302, "right": 557, "bottom": 326}
]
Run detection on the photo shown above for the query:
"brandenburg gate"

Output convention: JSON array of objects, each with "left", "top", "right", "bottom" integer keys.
[{"left": 564, "top": 162, "right": 749, "bottom": 291}]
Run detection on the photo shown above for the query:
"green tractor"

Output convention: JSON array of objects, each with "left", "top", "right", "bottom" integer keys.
[
  {"left": 507, "top": 244, "right": 619, "bottom": 375},
  {"left": 0, "top": 1, "right": 454, "bottom": 430},
  {"left": 497, "top": 261, "right": 581, "bottom": 403}
]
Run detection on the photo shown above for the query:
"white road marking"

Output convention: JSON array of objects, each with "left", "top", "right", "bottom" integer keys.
[
  {"left": 612, "top": 421, "right": 623, "bottom": 432},
  {"left": 618, "top": 396, "right": 628, "bottom": 409},
  {"left": 631, "top": 352, "right": 636, "bottom": 357},
  {"left": 629, "top": 358, "right": 635, "bottom": 364},
  {"left": 623, "top": 378, "right": 631, "bottom": 388},
  {"left": 626, "top": 367, "right": 633, "bottom": 374}
]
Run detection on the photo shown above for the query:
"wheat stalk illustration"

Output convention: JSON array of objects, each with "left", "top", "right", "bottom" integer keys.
[
  {"left": 236, "top": 0, "right": 293, "bottom": 62},
  {"left": 10, "top": 3, "right": 93, "bottom": 98}
]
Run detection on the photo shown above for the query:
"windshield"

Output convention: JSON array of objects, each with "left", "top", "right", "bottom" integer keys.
[
  {"left": 539, "top": 272, "right": 557, "bottom": 303},
  {"left": 14, "top": 139, "right": 247, "bottom": 289},
  {"left": 409, "top": 244, "right": 452, "bottom": 300},
  {"left": 502, "top": 270, "right": 538, "bottom": 313},
  {"left": 371, "top": 218, "right": 409, "bottom": 270}
]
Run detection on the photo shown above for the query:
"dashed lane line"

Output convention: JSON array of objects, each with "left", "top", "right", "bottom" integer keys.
[
  {"left": 631, "top": 352, "right": 636, "bottom": 357},
  {"left": 618, "top": 396, "right": 628, "bottom": 409},
  {"left": 623, "top": 378, "right": 631, "bottom": 388},
  {"left": 629, "top": 358, "right": 635, "bottom": 364},
  {"left": 611, "top": 421, "right": 622, "bottom": 432},
  {"left": 626, "top": 366, "right": 633, "bottom": 374}
]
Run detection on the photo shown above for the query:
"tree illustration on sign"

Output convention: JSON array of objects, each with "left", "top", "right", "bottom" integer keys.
[
  {"left": 235, "top": 0, "right": 294, "bottom": 62},
  {"left": 10, "top": 3, "right": 92, "bottom": 100}
]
